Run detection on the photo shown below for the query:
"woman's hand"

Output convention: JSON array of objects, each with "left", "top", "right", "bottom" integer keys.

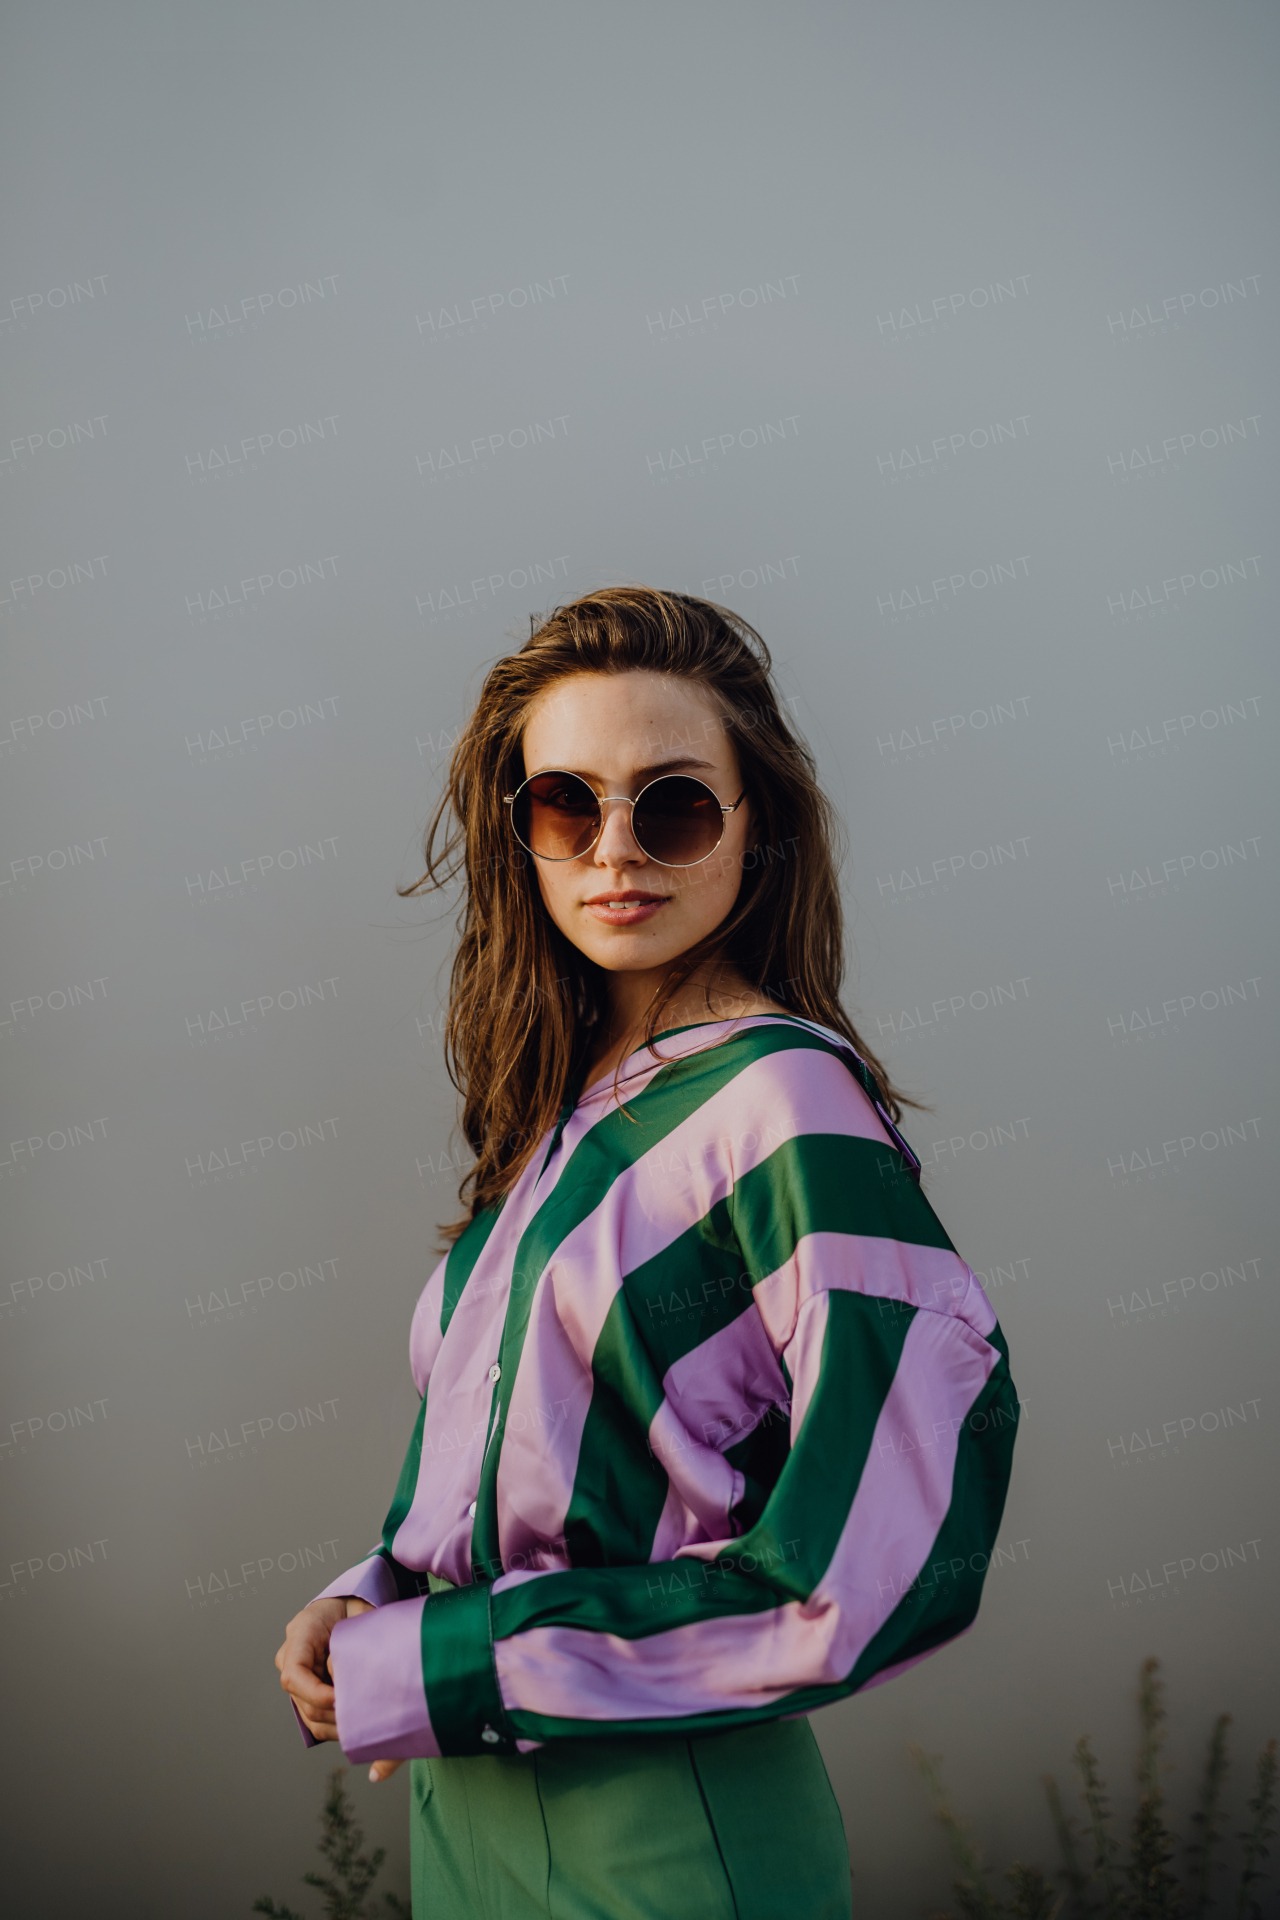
[
  {"left": 274, "top": 1596, "right": 404, "bottom": 1782},
  {"left": 276, "top": 1595, "right": 358, "bottom": 1738}
]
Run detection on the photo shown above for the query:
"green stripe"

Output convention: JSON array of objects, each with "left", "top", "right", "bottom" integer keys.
[
  {"left": 729, "top": 1282, "right": 909, "bottom": 1566},
  {"left": 724, "top": 1405, "right": 791, "bottom": 1534},
  {"left": 373, "top": 1394, "right": 430, "bottom": 1601},
  {"left": 471, "top": 1023, "right": 840, "bottom": 1579},
  {"left": 493, "top": 1290, "right": 915, "bottom": 1641},
  {"left": 500, "top": 1336, "right": 1019, "bottom": 1747},
  {"left": 730, "top": 1135, "right": 952, "bottom": 1277},
  {"left": 418, "top": 1579, "right": 514, "bottom": 1755},
  {"left": 441, "top": 1203, "right": 502, "bottom": 1335},
  {"left": 620, "top": 1195, "right": 750, "bottom": 1375},
  {"left": 381, "top": 1393, "right": 427, "bottom": 1551},
  {"left": 845, "top": 1346, "right": 1020, "bottom": 1690},
  {"left": 493, "top": 1555, "right": 777, "bottom": 1642},
  {"left": 563, "top": 1293, "right": 671, "bottom": 1567},
  {"left": 619, "top": 1136, "right": 950, "bottom": 1380},
  {"left": 714, "top": 1289, "right": 915, "bottom": 1597},
  {"left": 561, "top": 1127, "right": 935, "bottom": 1571}
]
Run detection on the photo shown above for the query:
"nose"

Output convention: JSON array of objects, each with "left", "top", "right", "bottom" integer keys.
[{"left": 592, "top": 795, "right": 645, "bottom": 867}]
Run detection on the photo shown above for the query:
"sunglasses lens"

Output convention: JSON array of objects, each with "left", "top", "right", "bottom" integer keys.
[
  {"left": 514, "top": 772, "right": 602, "bottom": 859},
  {"left": 633, "top": 776, "right": 724, "bottom": 865}
]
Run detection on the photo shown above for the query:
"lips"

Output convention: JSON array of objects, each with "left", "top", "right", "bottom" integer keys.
[
  {"left": 584, "top": 891, "right": 664, "bottom": 905},
  {"left": 582, "top": 890, "right": 669, "bottom": 925}
]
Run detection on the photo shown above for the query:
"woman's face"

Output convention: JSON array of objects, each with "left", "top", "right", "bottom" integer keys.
[{"left": 518, "top": 671, "right": 753, "bottom": 979}]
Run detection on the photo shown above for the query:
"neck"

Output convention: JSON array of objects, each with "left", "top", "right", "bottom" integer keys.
[{"left": 585, "top": 959, "right": 779, "bottom": 1083}]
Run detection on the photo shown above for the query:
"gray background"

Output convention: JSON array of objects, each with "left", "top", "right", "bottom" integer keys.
[{"left": 2, "top": 3, "right": 1276, "bottom": 1913}]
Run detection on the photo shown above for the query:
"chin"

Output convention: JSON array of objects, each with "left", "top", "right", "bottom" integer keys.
[{"left": 581, "top": 932, "right": 687, "bottom": 972}]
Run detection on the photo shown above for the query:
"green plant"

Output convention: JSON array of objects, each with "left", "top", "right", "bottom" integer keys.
[
  {"left": 914, "top": 1660, "right": 1276, "bottom": 1919},
  {"left": 913, "top": 1745, "right": 1062, "bottom": 1918},
  {"left": 1126, "top": 1658, "right": 1180, "bottom": 1917},
  {"left": 253, "top": 1768, "right": 411, "bottom": 1920},
  {"left": 1185, "top": 1714, "right": 1231, "bottom": 1918},
  {"left": 1234, "top": 1740, "right": 1278, "bottom": 1920},
  {"left": 912, "top": 1745, "right": 1005, "bottom": 1917},
  {"left": 1043, "top": 1772, "right": 1091, "bottom": 1916},
  {"left": 1071, "top": 1734, "right": 1125, "bottom": 1917}
]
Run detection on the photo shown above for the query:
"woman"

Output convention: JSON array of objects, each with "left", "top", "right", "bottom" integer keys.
[{"left": 275, "top": 588, "right": 1019, "bottom": 1919}]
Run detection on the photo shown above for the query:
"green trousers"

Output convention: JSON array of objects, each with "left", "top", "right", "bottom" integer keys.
[{"left": 409, "top": 1716, "right": 852, "bottom": 1920}]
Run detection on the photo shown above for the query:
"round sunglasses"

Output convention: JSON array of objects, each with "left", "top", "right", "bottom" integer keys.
[{"left": 505, "top": 770, "right": 745, "bottom": 867}]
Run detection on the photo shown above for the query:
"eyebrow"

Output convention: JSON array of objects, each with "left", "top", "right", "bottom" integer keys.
[{"left": 527, "top": 756, "right": 716, "bottom": 783}]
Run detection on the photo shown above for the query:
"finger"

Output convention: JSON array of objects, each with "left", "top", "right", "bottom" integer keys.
[
  {"left": 280, "top": 1664, "right": 336, "bottom": 1711},
  {"left": 274, "top": 1631, "right": 318, "bottom": 1675},
  {"left": 280, "top": 1636, "right": 331, "bottom": 1679},
  {"left": 369, "top": 1759, "right": 405, "bottom": 1783},
  {"left": 278, "top": 1658, "right": 333, "bottom": 1704},
  {"left": 282, "top": 1621, "right": 330, "bottom": 1663},
  {"left": 283, "top": 1682, "right": 336, "bottom": 1722},
  {"left": 287, "top": 1687, "right": 337, "bottom": 1729},
  {"left": 285, "top": 1697, "right": 335, "bottom": 1743}
]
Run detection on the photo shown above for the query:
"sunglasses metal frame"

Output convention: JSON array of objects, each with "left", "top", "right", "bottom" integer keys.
[{"left": 504, "top": 769, "right": 745, "bottom": 866}]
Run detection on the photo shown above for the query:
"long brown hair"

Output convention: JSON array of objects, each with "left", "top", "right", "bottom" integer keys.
[{"left": 403, "top": 586, "right": 914, "bottom": 1232}]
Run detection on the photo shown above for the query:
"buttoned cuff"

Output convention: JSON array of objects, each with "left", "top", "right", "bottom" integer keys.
[
  {"left": 329, "top": 1596, "right": 435, "bottom": 1760},
  {"left": 327, "top": 1581, "right": 514, "bottom": 1762},
  {"left": 418, "top": 1578, "right": 515, "bottom": 1756}
]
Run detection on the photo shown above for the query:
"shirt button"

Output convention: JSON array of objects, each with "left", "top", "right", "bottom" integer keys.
[
  {"left": 488, "top": 1363, "right": 501, "bottom": 1382},
  {"left": 468, "top": 1501, "right": 477, "bottom": 1518},
  {"left": 481, "top": 1727, "right": 500, "bottom": 1745}
]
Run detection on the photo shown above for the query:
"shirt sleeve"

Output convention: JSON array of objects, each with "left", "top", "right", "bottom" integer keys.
[{"left": 325, "top": 1117, "right": 1020, "bottom": 1763}]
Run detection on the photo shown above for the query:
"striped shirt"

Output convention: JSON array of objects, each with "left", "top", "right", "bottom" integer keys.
[{"left": 299, "top": 1015, "right": 1019, "bottom": 1764}]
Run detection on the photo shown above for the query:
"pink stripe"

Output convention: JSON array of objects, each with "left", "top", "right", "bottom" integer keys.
[
  {"left": 493, "top": 1045, "right": 891, "bottom": 1567},
  {"left": 609, "top": 1049, "right": 887, "bottom": 1289},
  {"left": 389, "top": 1240, "right": 512, "bottom": 1582},
  {"left": 621, "top": 1297, "right": 786, "bottom": 1553},
  {"left": 577, "top": 1016, "right": 800, "bottom": 1105},
  {"left": 390, "top": 1073, "right": 649, "bottom": 1580},
  {"left": 663, "top": 1305, "right": 790, "bottom": 1457},
  {"left": 391, "top": 1121, "right": 587, "bottom": 1580},
  {"left": 576, "top": 1038, "right": 889, "bottom": 1291},
  {"left": 420, "top": 1023, "right": 816, "bottom": 1567},
  {"left": 753, "top": 1233, "right": 994, "bottom": 1352},
  {"left": 494, "top": 1312, "right": 995, "bottom": 1724},
  {"left": 409, "top": 1258, "right": 448, "bottom": 1394},
  {"left": 619, "top": 1045, "right": 888, "bottom": 1246},
  {"left": 781, "top": 1290, "right": 829, "bottom": 1437},
  {"left": 385, "top": 1060, "right": 675, "bottom": 1576},
  {"left": 495, "top": 1608, "right": 807, "bottom": 1721},
  {"left": 480, "top": 1086, "right": 625, "bottom": 1557},
  {"left": 493, "top": 1281, "right": 595, "bottom": 1555},
  {"left": 329, "top": 1599, "right": 438, "bottom": 1761},
  {"left": 310, "top": 1551, "right": 401, "bottom": 1610},
  {"left": 522, "top": 1021, "right": 706, "bottom": 1200},
  {"left": 806, "top": 1307, "right": 998, "bottom": 1667},
  {"left": 380, "top": 1021, "right": 944, "bottom": 1601},
  {"left": 646, "top": 1399, "right": 743, "bottom": 1536}
]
